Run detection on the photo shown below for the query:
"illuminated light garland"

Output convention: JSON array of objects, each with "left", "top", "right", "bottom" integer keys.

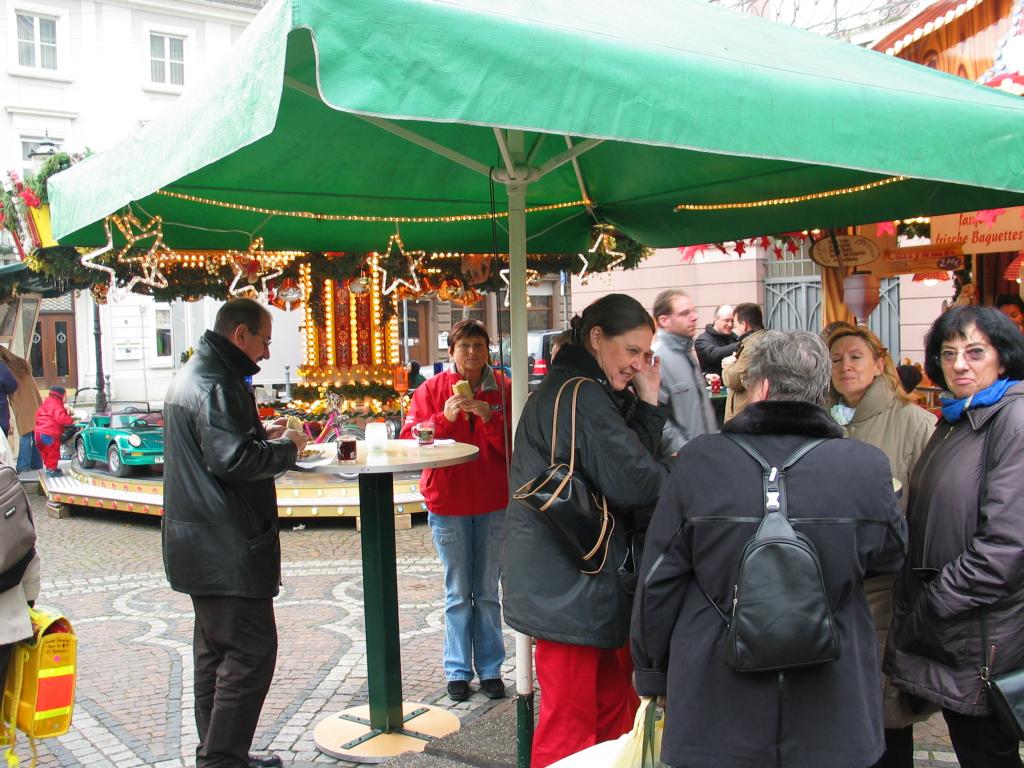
[
  {"left": 300, "top": 263, "right": 316, "bottom": 368},
  {"left": 324, "top": 279, "right": 336, "bottom": 369},
  {"left": 155, "top": 188, "right": 590, "bottom": 223},
  {"left": 349, "top": 280, "right": 359, "bottom": 367},
  {"left": 674, "top": 176, "right": 908, "bottom": 212}
]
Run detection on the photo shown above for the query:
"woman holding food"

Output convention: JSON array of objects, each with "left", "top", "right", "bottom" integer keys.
[{"left": 400, "top": 319, "right": 512, "bottom": 702}]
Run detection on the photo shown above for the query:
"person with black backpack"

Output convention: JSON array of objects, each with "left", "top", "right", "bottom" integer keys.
[{"left": 631, "top": 330, "right": 907, "bottom": 768}]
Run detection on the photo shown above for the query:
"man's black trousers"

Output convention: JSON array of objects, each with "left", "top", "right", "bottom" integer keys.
[{"left": 191, "top": 595, "right": 277, "bottom": 768}]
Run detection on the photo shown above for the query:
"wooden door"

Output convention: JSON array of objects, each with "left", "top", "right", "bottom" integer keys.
[
  {"left": 400, "top": 302, "right": 430, "bottom": 366},
  {"left": 30, "top": 313, "right": 77, "bottom": 390}
]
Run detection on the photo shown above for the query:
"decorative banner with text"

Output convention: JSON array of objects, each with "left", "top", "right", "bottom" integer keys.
[
  {"left": 930, "top": 207, "right": 1024, "bottom": 254},
  {"left": 864, "top": 243, "right": 964, "bottom": 277}
]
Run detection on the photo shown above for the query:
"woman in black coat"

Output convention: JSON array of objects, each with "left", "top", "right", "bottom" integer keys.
[
  {"left": 503, "top": 294, "right": 668, "bottom": 768},
  {"left": 632, "top": 331, "right": 906, "bottom": 768},
  {"left": 886, "top": 306, "right": 1024, "bottom": 768}
]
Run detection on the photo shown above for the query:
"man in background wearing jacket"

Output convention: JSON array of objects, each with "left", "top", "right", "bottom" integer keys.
[
  {"left": 162, "top": 299, "right": 307, "bottom": 768},
  {"left": 651, "top": 290, "right": 716, "bottom": 455}
]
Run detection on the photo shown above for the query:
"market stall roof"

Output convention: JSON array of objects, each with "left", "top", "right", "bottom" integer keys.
[{"left": 48, "top": 0, "right": 1024, "bottom": 253}]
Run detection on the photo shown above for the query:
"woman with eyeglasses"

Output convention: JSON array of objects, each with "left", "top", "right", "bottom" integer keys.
[
  {"left": 826, "top": 325, "right": 936, "bottom": 768},
  {"left": 503, "top": 293, "right": 669, "bottom": 767},
  {"left": 886, "top": 306, "right": 1024, "bottom": 767}
]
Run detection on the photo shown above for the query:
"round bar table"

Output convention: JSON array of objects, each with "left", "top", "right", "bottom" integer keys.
[{"left": 312, "top": 439, "right": 478, "bottom": 763}]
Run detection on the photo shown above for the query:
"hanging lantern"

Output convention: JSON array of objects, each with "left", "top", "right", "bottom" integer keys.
[
  {"left": 277, "top": 277, "right": 303, "bottom": 303},
  {"left": 349, "top": 275, "right": 370, "bottom": 296},
  {"left": 843, "top": 272, "right": 881, "bottom": 322}
]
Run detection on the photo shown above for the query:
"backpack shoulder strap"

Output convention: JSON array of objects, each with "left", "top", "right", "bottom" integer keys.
[{"left": 725, "top": 434, "right": 829, "bottom": 519}]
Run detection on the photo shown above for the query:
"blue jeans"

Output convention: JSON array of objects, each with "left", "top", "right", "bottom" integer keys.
[
  {"left": 429, "top": 510, "right": 506, "bottom": 682},
  {"left": 16, "top": 433, "right": 42, "bottom": 472}
]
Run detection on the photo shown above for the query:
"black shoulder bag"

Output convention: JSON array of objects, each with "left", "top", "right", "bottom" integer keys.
[{"left": 513, "top": 377, "right": 613, "bottom": 575}]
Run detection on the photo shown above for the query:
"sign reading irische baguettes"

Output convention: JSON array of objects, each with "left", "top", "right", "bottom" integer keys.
[{"left": 930, "top": 207, "right": 1024, "bottom": 253}]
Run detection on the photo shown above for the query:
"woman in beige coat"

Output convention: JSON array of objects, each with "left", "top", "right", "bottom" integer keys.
[
  {"left": 828, "top": 325, "right": 935, "bottom": 768},
  {"left": 0, "top": 347, "right": 42, "bottom": 472}
]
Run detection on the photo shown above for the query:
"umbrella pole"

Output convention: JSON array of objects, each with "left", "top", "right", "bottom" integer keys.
[{"left": 507, "top": 178, "right": 534, "bottom": 768}]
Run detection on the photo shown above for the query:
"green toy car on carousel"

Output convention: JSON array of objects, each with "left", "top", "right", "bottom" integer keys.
[{"left": 75, "top": 402, "right": 165, "bottom": 477}]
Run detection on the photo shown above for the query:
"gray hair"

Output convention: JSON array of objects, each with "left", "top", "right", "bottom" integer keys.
[{"left": 746, "top": 330, "right": 831, "bottom": 405}]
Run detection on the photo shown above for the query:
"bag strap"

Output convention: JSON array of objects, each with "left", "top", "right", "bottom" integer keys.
[
  {"left": 725, "top": 434, "right": 827, "bottom": 519},
  {"left": 548, "top": 377, "right": 590, "bottom": 471}
]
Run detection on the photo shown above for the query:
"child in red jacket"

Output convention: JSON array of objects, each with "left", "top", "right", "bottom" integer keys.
[{"left": 35, "top": 386, "right": 73, "bottom": 476}]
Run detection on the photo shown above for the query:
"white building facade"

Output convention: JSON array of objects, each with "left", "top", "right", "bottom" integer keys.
[{"left": 0, "top": 0, "right": 309, "bottom": 402}]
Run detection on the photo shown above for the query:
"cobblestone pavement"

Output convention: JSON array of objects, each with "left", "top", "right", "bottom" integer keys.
[{"left": 12, "top": 486, "right": 1013, "bottom": 768}]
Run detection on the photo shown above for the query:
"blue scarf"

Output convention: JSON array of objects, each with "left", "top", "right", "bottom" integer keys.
[{"left": 940, "top": 378, "right": 1019, "bottom": 422}]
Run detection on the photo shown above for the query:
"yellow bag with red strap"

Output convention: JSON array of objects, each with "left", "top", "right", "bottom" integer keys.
[{"left": 2, "top": 607, "right": 77, "bottom": 767}]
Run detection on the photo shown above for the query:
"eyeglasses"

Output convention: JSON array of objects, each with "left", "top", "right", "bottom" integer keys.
[
  {"left": 249, "top": 329, "right": 272, "bottom": 348},
  {"left": 939, "top": 346, "right": 990, "bottom": 364}
]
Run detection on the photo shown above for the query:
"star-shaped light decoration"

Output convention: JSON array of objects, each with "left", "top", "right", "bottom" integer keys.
[
  {"left": 499, "top": 268, "right": 540, "bottom": 308},
  {"left": 733, "top": 240, "right": 746, "bottom": 256},
  {"left": 372, "top": 234, "right": 423, "bottom": 296},
  {"left": 80, "top": 213, "right": 170, "bottom": 301},
  {"left": 875, "top": 221, "right": 897, "bottom": 237},
  {"left": 222, "top": 238, "right": 284, "bottom": 301},
  {"left": 577, "top": 251, "right": 591, "bottom": 284},
  {"left": 589, "top": 224, "right": 625, "bottom": 271}
]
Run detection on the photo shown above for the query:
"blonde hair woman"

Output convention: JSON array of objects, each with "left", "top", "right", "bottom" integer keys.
[{"left": 827, "top": 325, "right": 935, "bottom": 768}]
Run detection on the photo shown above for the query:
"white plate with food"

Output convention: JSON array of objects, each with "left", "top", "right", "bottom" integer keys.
[{"left": 294, "top": 443, "right": 336, "bottom": 468}]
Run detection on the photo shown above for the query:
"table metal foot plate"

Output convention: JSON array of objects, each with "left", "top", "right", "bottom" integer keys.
[{"left": 313, "top": 702, "right": 460, "bottom": 763}]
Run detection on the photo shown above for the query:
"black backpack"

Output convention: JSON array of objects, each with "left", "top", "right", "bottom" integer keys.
[
  {"left": 0, "top": 464, "right": 36, "bottom": 594},
  {"left": 710, "top": 434, "right": 840, "bottom": 673}
]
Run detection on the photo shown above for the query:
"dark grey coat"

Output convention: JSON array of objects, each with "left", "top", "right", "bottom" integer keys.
[
  {"left": 632, "top": 401, "right": 906, "bottom": 768},
  {"left": 162, "top": 331, "right": 297, "bottom": 598},
  {"left": 885, "top": 382, "right": 1024, "bottom": 717},
  {"left": 502, "top": 344, "right": 668, "bottom": 648}
]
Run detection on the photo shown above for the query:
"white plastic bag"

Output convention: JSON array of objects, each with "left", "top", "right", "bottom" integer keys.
[
  {"left": 548, "top": 697, "right": 665, "bottom": 768},
  {"left": 0, "top": 430, "right": 14, "bottom": 467}
]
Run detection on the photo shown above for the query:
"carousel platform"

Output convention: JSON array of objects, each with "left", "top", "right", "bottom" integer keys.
[{"left": 37, "top": 461, "right": 428, "bottom": 528}]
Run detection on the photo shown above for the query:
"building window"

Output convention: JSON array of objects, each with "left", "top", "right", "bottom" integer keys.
[
  {"left": 155, "top": 308, "right": 172, "bottom": 357},
  {"left": 16, "top": 13, "right": 57, "bottom": 70},
  {"left": 498, "top": 292, "right": 553, "bottom": 335},
  {"left": 150, "top": 33, "right": 184, "bottom": 86}
]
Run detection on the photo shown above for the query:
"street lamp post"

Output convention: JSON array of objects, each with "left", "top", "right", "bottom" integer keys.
[{"left": 94, "top": 299, "right": 107, "bottom": 412}]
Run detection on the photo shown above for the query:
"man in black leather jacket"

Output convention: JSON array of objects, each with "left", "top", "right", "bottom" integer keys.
[{"left": 162, "top": 299, "right": 307, "bottom": 768}]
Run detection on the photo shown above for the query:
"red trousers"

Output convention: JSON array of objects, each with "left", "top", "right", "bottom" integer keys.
[
  {"left": 532, "top": 639, "right": 639, "bottom": 768},
  {"left": 35, "top": 432, "right": 60, "bottom": 470}
]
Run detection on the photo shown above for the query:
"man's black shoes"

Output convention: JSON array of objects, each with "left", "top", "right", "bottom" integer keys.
[
  {"left": 447, "top": 680, "right": 470, "bottom": 701},
  {"left": 480, "top": 678, "right": 506, "bottom": 699},
  {"left": 248, "top": 754, "right": 283, "bottom": 767}
]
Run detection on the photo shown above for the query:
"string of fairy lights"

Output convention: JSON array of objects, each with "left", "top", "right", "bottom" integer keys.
[{"left": 674, "top": 176, "right": 908, "bottom": 212}]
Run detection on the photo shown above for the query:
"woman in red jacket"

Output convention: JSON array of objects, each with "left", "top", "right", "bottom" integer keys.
[
  {"left": 34, "top": 386, "right": 73, "bottom": 476},
  {"left": 401, "top": 320, "right": 512, "bottom": 702}
]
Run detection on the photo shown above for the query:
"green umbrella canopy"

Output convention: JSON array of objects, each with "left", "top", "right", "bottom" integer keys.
[{"left": 49, "top": 0, "right": 1024, "bottom": 252}]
